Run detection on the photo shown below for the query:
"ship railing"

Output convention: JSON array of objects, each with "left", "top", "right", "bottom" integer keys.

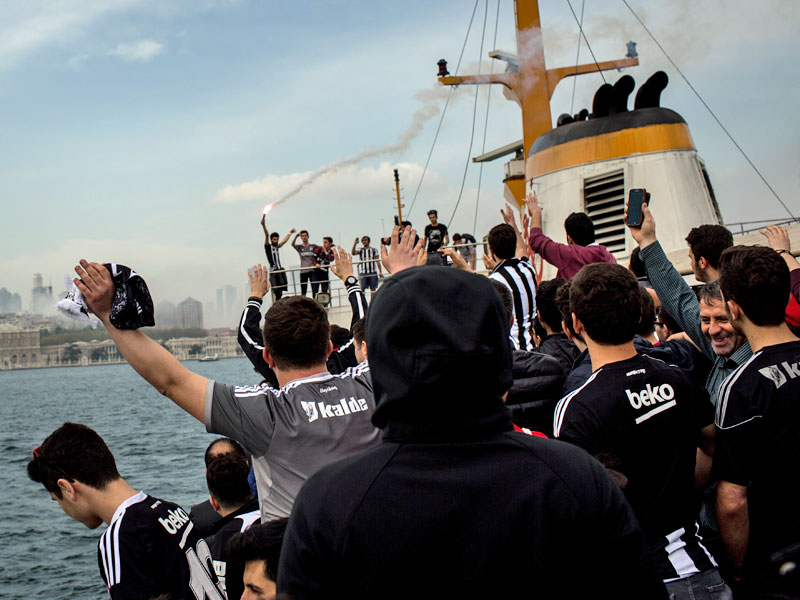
[
  {"left": 269, "top": 243, "right": 490, "bottom": 308},
  {"left": 725, "top": 218, "right": 800, "bottom": 237}
]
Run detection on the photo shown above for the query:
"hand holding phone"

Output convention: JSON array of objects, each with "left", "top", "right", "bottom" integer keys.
[{"left": 626, "top": 189, "right": 651, "bottom": 227}]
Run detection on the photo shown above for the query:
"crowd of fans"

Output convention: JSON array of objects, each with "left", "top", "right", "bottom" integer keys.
[{"left": 26, "top": 194, "right": 799, "bottom": 599}]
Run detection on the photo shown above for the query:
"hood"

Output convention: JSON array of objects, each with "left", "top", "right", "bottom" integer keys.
[{"left": 367, "top": 267, "right": 513, "bottom": 441}]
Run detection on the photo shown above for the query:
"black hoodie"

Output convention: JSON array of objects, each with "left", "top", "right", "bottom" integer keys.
[{"left": 278, "top": 267, "right": 667, "bottom": 600}]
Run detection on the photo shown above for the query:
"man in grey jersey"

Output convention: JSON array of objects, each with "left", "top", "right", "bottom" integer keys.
[{"left": 72, "top": 249, "right": 380, "bottom": 522}]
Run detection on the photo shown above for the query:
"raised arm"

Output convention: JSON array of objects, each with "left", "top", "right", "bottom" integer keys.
[
  {"left": 291, "top": 231, "right": 301, "bottom": 246},
  {"left": 330, "top": 247, "right": 367, "bottom": 329},
  {"left": 501, "top": 204, "right": 529, "bottom": 259},
  {"left": 74, "top": 260, "right": 208, "bottom": 422},
  {"left": 760, "top": 225, "right": 799, "bottom": 271},
  {"left": 351, "top": 237, "right": 359, "bottom": 255},
  {"left": 261, "top": 215, "right": 269, "bottom": 244},
  {"left": 278, "top": 228, "right": 296, "bottom": 248},
  {"left": 238, "top": 265, "right": 279, "bottom": 388},
  {"left": 628, "top": 202, "right": 714, "bottom": 360}
]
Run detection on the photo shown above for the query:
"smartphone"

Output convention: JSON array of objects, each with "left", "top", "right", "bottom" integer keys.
[
  {"left": 626, "top": 188, "right": 648, "bottom": 227},
  {"left": 426, "top": 252, "right": 446, "bottom": 266}
]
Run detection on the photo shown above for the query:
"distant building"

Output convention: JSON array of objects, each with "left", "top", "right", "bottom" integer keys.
[
  {"left": 216, "top": 288, "right": 224, "bottom": 323},
  {"left": 224, "top": 285, "right": 239, "bottom": 326},
  {"left": 178, "top": 297, "right": 203, "bottom": 329},
  {"left": 0, "top": 288, "right": 22, "bottom": 313},
  {"left": 156, "top": 301, "right": 178, "bottom": 329},
  {"left": 31, "top": 273, "right": 54, "bottom": 315}
]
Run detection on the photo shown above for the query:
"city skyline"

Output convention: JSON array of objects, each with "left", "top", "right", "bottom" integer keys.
[{"left": 1, "top": 0, "right": 797, "bottom": 310}]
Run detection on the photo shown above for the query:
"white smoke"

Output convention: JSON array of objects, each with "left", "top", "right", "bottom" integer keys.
[{"left": 215, "top": 85, "right": 463, "bottom": 208}]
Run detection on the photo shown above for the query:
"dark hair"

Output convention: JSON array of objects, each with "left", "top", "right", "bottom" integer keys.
[
  {"left": 536, "top": 278, "right": 566, "bottom": 332},
  {"left": 427, "top": 210, "right": 438, "bottom": 216},
  {"left": 361, "top": 236, "right": 370, "bottom": 243},
  {"left": 570, "top": 263, "right": 642, "bottom": 345},
  {"left": 263, "top": 297, "right": 330, "bottom": 369},
  {"left": 629, "top": 247, "right": 647, "bottom": 279},
  {"left": 698, "top": 279, "right": 723, "bottom": 305},
  {"left": 204, "top": 438, "right": 246, "bottom": 469},
  {"left": 490, "top": 279, "right": 513, "bottom": 324},
  {"left": 401, "top": 221, "right": 412, "bottom": 228},
  {"left": 564, "top": 213, "right": 595, "bottom": 246},
  {"left": 270, "top": 232, "right": 279, "bottom": 240},
  {"left": 657, "top": 305, "right": 683, "bottom": 335},
  {"left": 206, "top": 453, "right": 252, "bottom": 510},
  {"left": 227, "top": 519, "right": 289, "bottom": 582},
  {"left": 27, "top": 423, "right": 120, "bottom": 498},
  {"left": 299, "top": 230, "right": 309, "bottom": 236},
  {"left": 719, "top": 246, "right": 790, "bottom": 326},
  {"left": 685, "top": 225, "right": 733, "bottom": 270},
  {"left": 352, "top": 318, "right": 366, "bottom": 345},
  {"left": 531, "top": 316, "right": 547, "bottom": 344},
  {"left": 488, "top": 224, "right": 516, "bottom": 260},
  {"left": 452, "top": 233, "right": 462, "bottom": 242},
  {"left": 637, "top": 288, "right": 656, "bottom": 337},
  {"left": 555, "top": 282, "right": 577, "bottom": 337},
  {"left": 323, "top": 236, "right": 333, "bottom": 244}
]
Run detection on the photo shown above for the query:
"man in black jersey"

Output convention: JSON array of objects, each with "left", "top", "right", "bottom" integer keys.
[
  {"left": 206, "top": 451, "right": 260, "bottom": 600},
  {"left": 714, "top": 246, "right": 800, "bottom": 598},
  {"left": 261, "top": 216, "right": 293, "bottom": 301},
  {"left": 27, "top": 422, "right": 224, "bottom": 599},
  {"left": 553, "top": 263, "right": 730, "bottom": 599}
]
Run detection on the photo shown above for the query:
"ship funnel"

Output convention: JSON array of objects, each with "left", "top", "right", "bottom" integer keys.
[
  {"left": 609, "top": 75, "right": 635, "bottom": 114},
  {"left": 634, "top": 71, "right": 669, "bottom": 109},
  {"left": 591, "top": 83, "right": 613, "bottom": 118}
]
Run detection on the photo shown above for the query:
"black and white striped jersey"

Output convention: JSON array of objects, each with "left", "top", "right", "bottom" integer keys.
[
  {"left": 264, "top": 243, "right": 284, "bottom": 271},
  {"left": 357, "top": 246, "right": 380, "bottom": 276},
  {"left": 489, "top": 257, "right": 537, "bottom": 351},
  {"left": 97, "top": 492, "right": 224, "bottom": 599},
  {"left": 554, "top": 354, "right": 718, "bottom": 582}
]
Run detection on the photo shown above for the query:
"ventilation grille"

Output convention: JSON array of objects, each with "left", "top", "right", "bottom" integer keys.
[{"left": 584, "top": 171, "right": 626, "bottom": 254}]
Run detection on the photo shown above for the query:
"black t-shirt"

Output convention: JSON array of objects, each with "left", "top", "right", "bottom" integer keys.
[
  {"left": 97, "top": 492, "right": 225, "bottom": 599},
  {"left": 714, "top": 340, "right": 800, "bottom": 572},
  {"left": 554, "top": 354, "right": 715, "bottom": 580},
  {"left": 424, "top": 223, "right": 448, "bottom": 251},
  {"left": 207, "top": 502, "right": 260, "bottom": 600}
]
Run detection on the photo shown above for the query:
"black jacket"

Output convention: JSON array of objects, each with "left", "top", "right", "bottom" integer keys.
[
  {"left": 537, "top": 332, "right": 581, "bottom": 372},
  {"left": 506, "top": 349, "right": 565, "bottom": 436},
  {"left": 278, "top": 267, "right": 667, "bottom": 600}
]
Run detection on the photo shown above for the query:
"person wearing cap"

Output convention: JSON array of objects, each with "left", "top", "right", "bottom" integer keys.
[
  {"left": 276, "top": 225, "right": 668, "bottom": 599},
  {"left": 424, "top": 209, "right": 449, "bottom": 252}
]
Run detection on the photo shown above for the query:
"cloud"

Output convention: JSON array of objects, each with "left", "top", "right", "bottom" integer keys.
[
  {"left": 108, "top": 39, "right": 163, "bottom": 62},
  {"left": 0, "top": 0, "right": 137, "bottom": 72}
]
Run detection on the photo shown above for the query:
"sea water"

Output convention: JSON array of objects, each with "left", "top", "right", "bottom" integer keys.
[{"left": 0, "top": 358, "right": 261, "bottom": 598}]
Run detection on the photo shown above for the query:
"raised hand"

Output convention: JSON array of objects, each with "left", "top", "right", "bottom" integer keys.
[
  {"left": 626, "top": 199, "right": 657, "bottom": 248},
  {"left": 73, "top": 260, "right": 115, "bottom": 321},
  {"left": 381, "top": 225, "right": 424, "bottom": 275},
  {"left": 440, "top": 247, "right": 472, "bottom": 272},
  {"left": 248, "top": 264, "right": 270, "bottom": 298},
  {"left": 330, "top": 246, "right": 354, "bottom": 281},
  {"left": 759, "top": 225, "right": 791, "bottom": 252}
]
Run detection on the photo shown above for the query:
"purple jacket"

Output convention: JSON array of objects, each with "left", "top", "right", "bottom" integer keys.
[{"left": 529, "top": 227, "right": 616, "bottom": 280}]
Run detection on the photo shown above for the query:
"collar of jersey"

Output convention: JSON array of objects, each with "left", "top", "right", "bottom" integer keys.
[
  {"left": 280, "top": 371, "right": 334, "bottom": 390},
  {"left": 109, "top": 491, "right": 147, "bottom": 526}
]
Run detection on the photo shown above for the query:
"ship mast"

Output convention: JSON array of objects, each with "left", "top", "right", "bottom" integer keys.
[{"left": 438, "top": 0, "right": 637, "bottom": 207}]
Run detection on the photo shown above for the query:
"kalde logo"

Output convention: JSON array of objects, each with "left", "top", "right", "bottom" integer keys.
[
  {"left": 302, "top": 397, "right": 369, "bottom": 422},
  {"left": 625, "top": 383, "right": 675, "bottom": 409}
]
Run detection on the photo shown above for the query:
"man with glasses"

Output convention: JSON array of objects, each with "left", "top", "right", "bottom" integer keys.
[{"left": 27, "top": 422, "right": 224, "bottom": 599}]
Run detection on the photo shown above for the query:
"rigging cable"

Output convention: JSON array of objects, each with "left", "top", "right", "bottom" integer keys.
[
  {"left": 473, "top": 0, "right": 502, "bottom": 235},
  {"left": 569, "top": 0, "right": 586, "bottom": 114},
  {"left": 407, "top": 0, "right": 481, "bottom": 220},
  {"left": 565, "top": 0, "right": 606, "bottom": 84},
  {"left": 621, "top": 0, "right": 796, "bottom": 221},
  {"left": 448, "top": 0, "right": 489, "bottom": 228}
]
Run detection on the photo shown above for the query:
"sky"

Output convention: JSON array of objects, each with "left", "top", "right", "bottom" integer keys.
[{"left": 1, "top": 0, "right": 798, "bottom": 326}]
